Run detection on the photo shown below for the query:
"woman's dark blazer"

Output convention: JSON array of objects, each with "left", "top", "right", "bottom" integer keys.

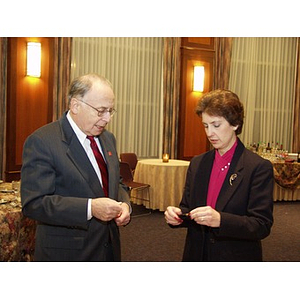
[
  {"left": 21, "top": 112, "right": 130, "bottom": 261},
  {"left": 179, "top": 138, "right": 274, "bottom": 261}
]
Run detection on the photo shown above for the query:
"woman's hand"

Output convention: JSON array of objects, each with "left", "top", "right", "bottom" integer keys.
[
  {"left": 189, "top": 206, "right": 221, "bottom": 227},
  {"left": 164, "top": 206, "right": 183, "bottom": 226}
]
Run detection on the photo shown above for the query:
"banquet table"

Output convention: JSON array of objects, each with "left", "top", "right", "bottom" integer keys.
[
  {"left": 0, "top": 182, "right": 36, "bottom": 261},
  {"left": 132, "top": 159, "right": 190, "bottom": 211}
]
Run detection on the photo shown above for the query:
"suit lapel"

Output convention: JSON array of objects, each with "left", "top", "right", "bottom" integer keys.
[
  {"left": 193, "top": 151, "right": 215, "bottom": 207},
  {"left": 59, "top": 113, "right": 104, "bottom": 197},
  {"left": 216, "top": 139, "right": 245, "bottom": 211},
  {"left": 97, "top": 133, "right": 111, "bottom": 166}
]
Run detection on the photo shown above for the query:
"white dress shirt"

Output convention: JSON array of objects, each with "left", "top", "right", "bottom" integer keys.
[{"left": 66, "top": 111, "right": 105, "bottom": 220}]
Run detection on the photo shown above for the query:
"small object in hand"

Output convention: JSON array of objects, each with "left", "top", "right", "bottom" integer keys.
[{"left": 179, "top": 212, "right": 190, "bottom": 220}]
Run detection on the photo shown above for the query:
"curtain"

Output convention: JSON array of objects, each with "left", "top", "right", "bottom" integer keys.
[
  {"left": 214, "top": 37, "right": 233, "bottom": 89},
  {"left": 293, "top": 38, "right": 300, "bottom": 153},
  {"left": 229, "top": 37, "right": 298, "bottom": 152},
  {"left": 162, "top": 37, "right": 181, "bottom": 159},
  {"left": 52, "top": 37, "right": 72, "bottom": 121},
  {"left": 71, "top": 38, "right": 163, "bottom": 159},
  {"left": 0, "top": 37, "right": 7, "bottom": 179}
]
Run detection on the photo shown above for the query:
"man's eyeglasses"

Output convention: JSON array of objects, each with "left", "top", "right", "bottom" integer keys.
[{"left": 76, "top": 98, "right": 116, "bottom": 118}]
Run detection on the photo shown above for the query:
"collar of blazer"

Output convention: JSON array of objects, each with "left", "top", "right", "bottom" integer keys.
[{"left": 216, "top": 138, "right": 245, "bottom": 211}]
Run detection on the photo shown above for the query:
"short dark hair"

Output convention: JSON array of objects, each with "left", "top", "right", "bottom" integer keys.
[{"left": 195, "top": 89, "right": 244, "bottom": 135}]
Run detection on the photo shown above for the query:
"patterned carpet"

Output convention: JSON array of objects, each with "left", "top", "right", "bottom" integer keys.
[{"left": 119, "top": 201, "right": 300, "bottom": 262}]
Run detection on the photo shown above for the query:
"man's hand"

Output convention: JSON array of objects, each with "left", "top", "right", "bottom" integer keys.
[
  {"left": 114, "top": 202, "right": 131, "bottom": 226},
  {"left": 91, "top": 198, "right": 123, "bottom": 221}
]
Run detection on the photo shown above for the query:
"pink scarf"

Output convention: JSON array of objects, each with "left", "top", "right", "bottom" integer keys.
[{"left": 206, "top": 139, "right": 237, "bottom": 208}]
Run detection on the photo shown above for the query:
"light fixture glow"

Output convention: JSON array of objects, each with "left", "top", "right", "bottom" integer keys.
[
  {"left": 26, "top": 42, "right": 41, "bottom": 77},
  {"left": 193, "top": 66, "right": 204, "bottom": 92}
]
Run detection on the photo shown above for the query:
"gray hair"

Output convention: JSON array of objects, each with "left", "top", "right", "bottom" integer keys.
[{"left": 67, "top": 73, "right": 113, "bottom": 105}]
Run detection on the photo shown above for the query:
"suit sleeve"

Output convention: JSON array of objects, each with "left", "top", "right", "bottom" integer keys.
[{"left": 21, "top": 133, "right": 89, "bottom": 228}]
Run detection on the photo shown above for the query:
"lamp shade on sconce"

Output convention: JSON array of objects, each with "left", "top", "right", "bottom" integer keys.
[
  {"left": 26, "top": 42, "right": 41, "bottom": 77},
  {"left": 193, "top": 65, "right": 204, "bottom": 92}
]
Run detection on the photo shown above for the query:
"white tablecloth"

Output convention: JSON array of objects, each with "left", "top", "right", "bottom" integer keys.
[{"left": 273, "top": 183, "right": 300, "bottom": 201}]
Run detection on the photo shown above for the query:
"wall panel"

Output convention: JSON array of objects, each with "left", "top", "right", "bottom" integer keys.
[
  {"left": 178, "top": 38, "right": 215, "bottom": 160},
  {"left": 5, "top": 37, "right": 54, "bottom": 181}
]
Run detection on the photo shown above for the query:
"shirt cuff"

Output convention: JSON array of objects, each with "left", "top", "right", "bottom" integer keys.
[{"left": 87, "top": 198, "right": 92, "bottom": 220}]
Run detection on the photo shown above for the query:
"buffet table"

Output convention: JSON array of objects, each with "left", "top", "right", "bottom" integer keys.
[
  {"left": 132, "top": 159, "right": 190, "bottom": 211},
  {"left": 0, "top": 182, "right": 36, "bottom": 261}
]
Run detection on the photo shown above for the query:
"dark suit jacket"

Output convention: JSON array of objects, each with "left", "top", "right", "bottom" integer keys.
[
  {"left": 179, "top": 138, "right": 274, "bottom": 261},
  {"left": 21, "top": 112, "right": 130, "bottom": 261}
]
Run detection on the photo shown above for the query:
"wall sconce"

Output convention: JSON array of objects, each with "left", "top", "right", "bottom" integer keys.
[
  {"left": 193, "top": 65, "right": 204, "bottom": 92},
  {"left": 26, "top": 42, "right": 41, "bottom": 77}
]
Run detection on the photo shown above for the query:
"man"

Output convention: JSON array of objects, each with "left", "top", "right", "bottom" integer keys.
[{"left": 21, "top": 73, "right": 131, "bottom": 261}]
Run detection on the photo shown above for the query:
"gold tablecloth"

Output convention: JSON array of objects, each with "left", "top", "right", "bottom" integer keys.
[
  {"left": 0, "top": 182, "right": 36, "bottom": 261},
  {"left": 132, "top": 159, "right": 190, "bottom": 211}
]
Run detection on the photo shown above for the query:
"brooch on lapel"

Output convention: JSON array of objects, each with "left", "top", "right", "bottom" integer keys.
[
  {"left": 229, "top": 173, "right": 237, "bottom": 186},
  {"left": 108, "top": 151, "right": 112, "bottom": 156}
]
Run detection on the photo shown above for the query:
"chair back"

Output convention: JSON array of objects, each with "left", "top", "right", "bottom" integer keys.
[
  {"left": 120, "top": 153, "right": 138, "bottom": 171},
  {"left": 120, "top": 161, "right": 134, "bottom": 183}
]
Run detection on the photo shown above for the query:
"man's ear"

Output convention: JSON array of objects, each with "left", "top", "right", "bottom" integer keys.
[{"left": 70, "top": 98, "right": 79, "bottom": 114}]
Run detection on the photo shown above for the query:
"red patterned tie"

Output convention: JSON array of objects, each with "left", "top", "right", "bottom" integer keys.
[{"left": 87, "top": 136, "right": 109, "bottom": 197}]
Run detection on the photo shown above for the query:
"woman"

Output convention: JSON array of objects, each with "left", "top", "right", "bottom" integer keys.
[{"left": 165, "top": 89, "right": 274, "bottom": 261}]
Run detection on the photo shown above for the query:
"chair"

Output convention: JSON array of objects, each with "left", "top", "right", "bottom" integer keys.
[
  {"left": 119, "top": 161, "right": 151, "bottom": 215},
  {"left": 120, "top": 153, "right": 138, "bottom": 175}
]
